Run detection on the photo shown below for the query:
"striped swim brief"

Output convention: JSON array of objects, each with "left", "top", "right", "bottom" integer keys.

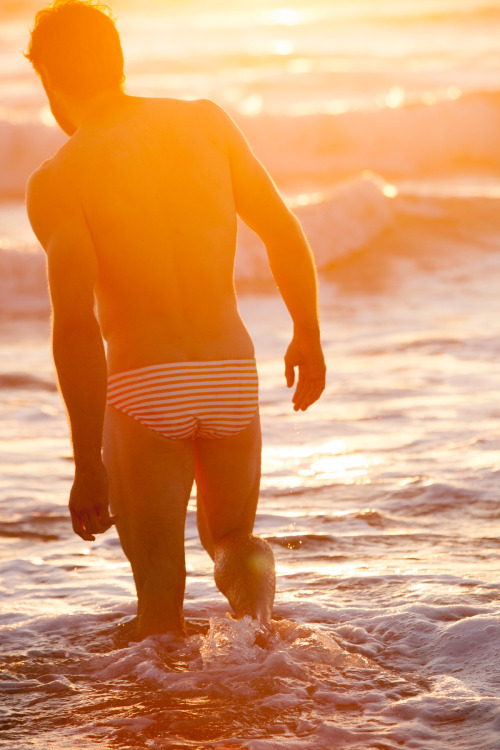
[{"left": 106, "top": 359, "right": 259, "bottom": 440}]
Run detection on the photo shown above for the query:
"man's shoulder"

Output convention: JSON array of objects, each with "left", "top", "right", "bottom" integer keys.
[
  {"left": 194, "top": 98, "right": 231, "bottom": 126},
  {"left": 27, "top": 144, "right": 75, "bottom": 198},
  {"left": 166, "top": 97, "right": 233, "bottom": 135},
  {"left": 26, "top": 153, "right": 78, "bottom": 248},
  {"left": 26, "top": 160, "right": 56, "bottom": 223},
  {"left": 27, "top": 159, "right": 65, "bottom": 218}
]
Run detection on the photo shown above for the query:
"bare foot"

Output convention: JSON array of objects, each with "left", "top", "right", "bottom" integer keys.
[{"left": 214, "top": 532, "right": 276, "bottom": 630}]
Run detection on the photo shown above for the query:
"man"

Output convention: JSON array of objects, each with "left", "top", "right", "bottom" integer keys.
[{"left": 25, "top": 0, "right": 326, "bottom": 640}]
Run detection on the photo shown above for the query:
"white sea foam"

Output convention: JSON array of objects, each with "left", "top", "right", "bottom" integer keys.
[
  {"left": 234, "top": 172, "right": 394, "bottom": 284},
  {"left": 2, "top": 262, "right": 500, "bottom": 747}
]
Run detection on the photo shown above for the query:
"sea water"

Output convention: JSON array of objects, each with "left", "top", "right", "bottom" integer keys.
[{"left": 1, "top": 1, "right": 500, "bottom": 748}]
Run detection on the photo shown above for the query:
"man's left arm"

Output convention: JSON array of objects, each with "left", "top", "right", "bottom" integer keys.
[
  {"left": 26, "top": 165, "right": 114, "bottom": 542},
  {"left": 208, "top": 102, "right": 326, "bottom": 411}
]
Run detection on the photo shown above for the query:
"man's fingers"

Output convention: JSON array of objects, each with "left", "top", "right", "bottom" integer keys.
[
  {"left": 293, "top": 376, "right": 325, "bottom": 411},
  {"left": 294, "top": 386, "right": 314, "bottom": 411},
  {"left": 68, "top": 465, "right": 112, "bottom": 541},
  {"left": 83, "top": 508, "right": 115, "bottom": 534},
  {"left": 306, "top": 379, "right": 325, "bottom": 409},
  {"left": 70, "top": 511, "right": 95, "bottom": 542},
  {"left": 70, "top": 506, "right": 116, "bottom": 541},
  {"left": 286, "top": 339, "right": 326, "bottom": 409},
  {"left": 98, "top": 506, "right": 118, "bottom": 526},
  {"left": 292, "top": 374, "right": 310, "bottom": 410}
]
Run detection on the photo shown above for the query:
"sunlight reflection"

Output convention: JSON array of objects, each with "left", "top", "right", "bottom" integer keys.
[
  {"left": 275, "top": 39, "right": 294, "bottom": 56},
  {"left": 293, "top": 191, "right": 326, "bottom": 207},
  {"left": 385, "top": 85, "right": 405, "bottom": 109},
  {"left": 265, "top": 439, "right": 346, "bottom": 460},
  {"left": 39, "top": 105, "right": 56, "bottom": 127},
  {"left": 12, "top": 598, "right": 75, "bottom": 617},
  {"left": 99, "top": 561, "right": 129, "bottom": 571},
  {"left": 287, "top": 58, "right": 312, "bottom": 75},
  {"left": 447, "top": 85, "right": 462, "bottom": 100},
  {"left": 310, "top": 452, "right": 371, "bottom": 480},
  {"left": 288, "top": 99, "right": 352, "bottom": 116},
  {"left": 400, "top": 476, "right": 428, "bottom": 487},
  {"left": 262, "top": 440, "right": 379, "bottom": 486},
  {"left": 382, "top": 183, "right": 398, "bottom": 198},
  {"left": 238, "top": 93, "right": 263, "bottom": 116},
  {"left": 263, "top": 8, "right": 301, "bottom": 26},
  {"left": 422, "top": 91, "right": 437, "bottom": 106}
]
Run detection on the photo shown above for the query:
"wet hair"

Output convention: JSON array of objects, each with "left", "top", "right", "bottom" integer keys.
[{"left": 25, "top": 0, "right": 124, "bottom": 98}]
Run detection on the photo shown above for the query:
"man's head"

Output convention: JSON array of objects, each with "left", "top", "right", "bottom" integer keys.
[{"left": 26, "top": 1, "right": 124, "bottom": 114}]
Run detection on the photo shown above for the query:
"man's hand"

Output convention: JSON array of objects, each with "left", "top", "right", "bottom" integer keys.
[
  {"left": 69, "top": 462, "right": 117, "bottom": 542},
  {"left": 284, "top": 332, "right": 326, "bottom": 411}
]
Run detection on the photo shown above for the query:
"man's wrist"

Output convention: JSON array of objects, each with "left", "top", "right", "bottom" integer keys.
[
  {"left": 74, "top": 453, "right": 105, "bottom": 474},
  {"left": 293, "top": 321, "right": 321, "bottom": 338}
]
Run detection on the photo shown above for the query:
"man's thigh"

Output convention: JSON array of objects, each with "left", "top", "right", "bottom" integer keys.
[
  {"left": 193, "top": 411, "right": 261, "bottom": 551},
  {"left": 103, "top": 405, "right": 195, "bottom": 565}
]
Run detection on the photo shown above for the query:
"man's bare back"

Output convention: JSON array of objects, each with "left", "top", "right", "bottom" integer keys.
[
  {"left": 25, "top": 1, "right": 325, "bottom": 640},
  {"left": 33, "top": 96, "right": 256, "bottom": 371}
]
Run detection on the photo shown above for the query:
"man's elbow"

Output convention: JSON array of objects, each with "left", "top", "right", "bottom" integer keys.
[
  {"left": 256, "top": 207, "right": 304, "bottom": 251},
  {"left": 51, "top": 310, "right": 101, "bottom": 342}
]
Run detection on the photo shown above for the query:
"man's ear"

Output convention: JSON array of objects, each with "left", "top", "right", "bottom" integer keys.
[
  {"left": 38, "top": 64, "right": 50, "bottom": 89},
  {"left": 38, "top": 64, "right": 58, "bottom": 97}
]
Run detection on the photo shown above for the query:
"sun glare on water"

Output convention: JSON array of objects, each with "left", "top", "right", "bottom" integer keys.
[{"left": 263, "top": 439, "right": 379, "bottom": 490}]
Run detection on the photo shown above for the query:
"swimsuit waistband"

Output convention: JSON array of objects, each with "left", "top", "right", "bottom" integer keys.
[{"left": 107, "top": 358, "right": 257, "bottom": 384}]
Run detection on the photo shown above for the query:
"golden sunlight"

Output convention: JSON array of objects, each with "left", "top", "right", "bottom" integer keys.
[{"left": 264, "top": 8, "right": 301, "bottom": 26}]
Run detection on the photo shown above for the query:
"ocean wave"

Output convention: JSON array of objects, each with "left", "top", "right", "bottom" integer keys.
[
  {"left": 235, "top": 172, "right": 394, "bottom": 285},
  {"left": 0, "top": 244, "right": 49, "bottom": 317},
  {"left": 377, "top": 3, "right": 500, "bottom": 25},
  {"left": 4, "top": 601, "right": 500, "bottom": 749},
  {"left": 2, "top": 90, "right": 500, "bottom": 198},
  {"left": 0, "top": 172, "right": 392, "bottom": 312},
  {"left": 241, "top": 90, "right": 500, "bottom": 183},
  {"left": 0, "top": 372, "right": 57, "bottom": 391},
  {"left": 0, "top": 118, "right": 65, "bottom": 198},
  {"left": 3, "top": 178, "right": 500, "bottom": 315}
]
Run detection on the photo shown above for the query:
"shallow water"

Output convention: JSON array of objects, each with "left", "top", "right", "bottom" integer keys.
[{"left": 2, "top": 234, "right": 500, "bottom": 748}]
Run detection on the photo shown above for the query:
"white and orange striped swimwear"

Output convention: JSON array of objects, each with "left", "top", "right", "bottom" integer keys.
[{"left": 106, "top": 359, "right": 259, "bottom": 440}]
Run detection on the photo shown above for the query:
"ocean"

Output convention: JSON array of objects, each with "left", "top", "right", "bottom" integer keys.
[{"left": 1, "top": 1, "right": 500, "bottom": 748}]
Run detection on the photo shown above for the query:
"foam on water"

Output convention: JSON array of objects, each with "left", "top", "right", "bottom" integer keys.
[
  {"left": 2, "top": 238, "right": 500, "bottom": 746},
  {"left": 3, "top": 595, "right": 500, "bottom": 748}
]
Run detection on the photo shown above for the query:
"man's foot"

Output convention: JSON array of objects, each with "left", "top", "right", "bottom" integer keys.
[
  {"left": 213, "top": 532, "right": 275, "bottom": 630},
  {"left": 134, "top": 612, "right": 187, "bottom": 641}
]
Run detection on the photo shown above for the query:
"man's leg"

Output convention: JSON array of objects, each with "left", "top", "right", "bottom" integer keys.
[
  {"left": 194, "top": 412, "right": 275, "bottom": 629},
  {"left": 103, "top": 405, "right": 194, "bottom": 639}
]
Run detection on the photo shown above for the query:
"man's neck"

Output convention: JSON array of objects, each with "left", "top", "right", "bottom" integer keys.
[
  {"left": 75, "top": 88, "right": 130, "bottom": 131},
  {"left": 46, "top": 84, "right": 130, "bottom": 136}
]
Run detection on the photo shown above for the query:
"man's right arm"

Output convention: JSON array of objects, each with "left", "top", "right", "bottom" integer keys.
[
  {"left": 26, "top": 163, "right": 114, "bottom": 541},
  {"left": 209, "top": 102, "right": 326, "bottom": 411}
]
